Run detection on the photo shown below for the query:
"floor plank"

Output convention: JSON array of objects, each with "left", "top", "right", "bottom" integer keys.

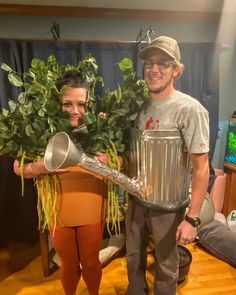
[{"left": 0, "top": 242, "right": 236, "bottom": 294}]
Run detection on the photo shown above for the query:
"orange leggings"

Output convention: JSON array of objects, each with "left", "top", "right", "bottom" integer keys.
[{"left": 50, "top": 223, "right": 103, "bottom": 295}]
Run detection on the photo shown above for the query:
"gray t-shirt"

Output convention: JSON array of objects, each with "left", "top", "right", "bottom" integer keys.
[{"left": 136, "top": 90, "right": 209, "bottom": 154}]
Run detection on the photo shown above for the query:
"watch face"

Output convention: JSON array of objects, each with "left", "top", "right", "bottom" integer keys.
[
  {"left": 185, "top": 215, "right": 201, "bottom": 227},
  {"left": 194, "top": 218, "right": 201, "bottom": 226}
]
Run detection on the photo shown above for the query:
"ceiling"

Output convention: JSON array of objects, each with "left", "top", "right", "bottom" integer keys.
[{"left": 0, "top": 0, "right": 233, "bottom": 13}]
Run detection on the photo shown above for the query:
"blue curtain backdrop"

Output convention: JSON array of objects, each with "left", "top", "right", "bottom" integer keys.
[{"left": 0, "top": 39, "right": 219, "bottom": 245}]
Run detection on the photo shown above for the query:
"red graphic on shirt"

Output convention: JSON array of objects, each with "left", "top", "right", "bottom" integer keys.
[
  {"left": 145, "top": 116, "right": 160, "bottom": 130},
  {"left": 145, "top": 116, "right": 153, "bottom": 129},
  {"left": 200, "top": 143, "right": 206, "bottom": 148}
]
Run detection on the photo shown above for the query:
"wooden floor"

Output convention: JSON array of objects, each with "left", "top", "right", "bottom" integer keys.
[{"left": 0, "top": 241, "right": 236, "bottom": 295}]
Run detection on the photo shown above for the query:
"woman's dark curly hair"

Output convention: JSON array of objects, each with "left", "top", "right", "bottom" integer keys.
[{"left": 56, "top": 69, "right": 88, "bottom": 91}]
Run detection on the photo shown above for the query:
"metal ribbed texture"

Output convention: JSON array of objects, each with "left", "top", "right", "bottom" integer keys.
[{"left": 130, "top": 128, "right": 191, "bottom": 210}]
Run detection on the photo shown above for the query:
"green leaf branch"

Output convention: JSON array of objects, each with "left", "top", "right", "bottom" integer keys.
[
  {"left": 0, "top": 54, "right": 103, "bottom": 230},
  {"left": 0, "top": 54, "right": 102, "bottom": 162},
  {"left": 84, "top": 57, "right": 149, "bottom": 154},
  {"left": 83, "top": 57, "right": 149, "bottom": 235}
]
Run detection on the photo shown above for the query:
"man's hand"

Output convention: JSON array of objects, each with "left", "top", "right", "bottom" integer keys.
[
  {"left": 176, "top": 152, "right": 209, "bottom": 245},
  {"left": 95, "top": 152, "right": 124, "bottom": 169},
  {"left": 176, "top": 220, "right": 197, "bottom": 244}
]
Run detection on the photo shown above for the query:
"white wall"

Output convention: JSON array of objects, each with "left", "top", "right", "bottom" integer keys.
[
  {"left": 0, "top": 14, "right": 235, "bottom": 168},
  {"left": 212, "top": 41, "right": 236, "bottom": 168},
  {"left": 0, "top": 15, "right": 218, "bottom": 42},
  {"left": 211, "top": 12, "right": 236, "bottom": 168}
]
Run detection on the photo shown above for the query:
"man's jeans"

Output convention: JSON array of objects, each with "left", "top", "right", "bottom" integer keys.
[{"left": 126, "top": 199, "right": 185, "bottom": 295}]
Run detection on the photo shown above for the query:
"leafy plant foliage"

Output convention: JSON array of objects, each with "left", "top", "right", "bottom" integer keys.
[
  {"left": 0, "top": 54, "right": 101, "bottom": 161},
  {"left": 83, "top": 57, "right": 148, "bottom": 154},
  {"left": 0, "top": 55, "right": 148, "bottom": 160}
]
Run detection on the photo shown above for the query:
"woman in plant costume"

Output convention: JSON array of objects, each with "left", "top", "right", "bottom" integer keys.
[{"left": 14, "top": 70, "right": 108, "bottom": 295}]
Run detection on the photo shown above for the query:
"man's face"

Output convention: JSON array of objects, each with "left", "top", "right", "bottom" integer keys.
[
  {"left": 143, "top": 50, "right": 179, "bottom": 95},
  {"left": 61, "top": 87, "right": 87, "bottom": 128}
]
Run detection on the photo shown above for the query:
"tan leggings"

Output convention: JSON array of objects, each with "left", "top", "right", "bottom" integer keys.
[{"left": 50, "top": 223, "right": 103, "bottom": 295}]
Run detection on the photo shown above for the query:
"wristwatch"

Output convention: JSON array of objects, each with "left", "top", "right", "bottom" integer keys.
[{"left": 184, "top": 215, "right": 201, "bottom": 227}]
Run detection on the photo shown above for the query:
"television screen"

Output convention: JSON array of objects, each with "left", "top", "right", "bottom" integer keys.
[{"left": 225, "top": 117, "right": 236, "bottom": 165}]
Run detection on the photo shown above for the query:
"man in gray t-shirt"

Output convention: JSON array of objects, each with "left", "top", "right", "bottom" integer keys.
[
  {"left": 126, "top": 36, "right": 210, "bottom": 295},
  {"left": 136, "top": 90, "right": 209, "bottom": 154}
]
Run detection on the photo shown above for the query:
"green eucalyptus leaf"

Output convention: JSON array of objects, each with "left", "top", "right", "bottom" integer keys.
[
  {"left": 25, "top": 124, "right": 34, "bottom": 136},
  {"left": 117, "top": 144, "right": 126, "bottom": 153},
  {"left": 28, "top": 84, "right": 45, "bottom": 96},
  {"left": 115, "top": 129, "right": 124, "bottom": 139},
  {"left": 27, "top": 69, "right": 36, "bottom": 81},
  {"left": 18, "top": 92, "right": 27, "bottom": 104},
  {"left": 1, "top": 133, "right": 12, "bottom": 139},
  {"left": 31, "top": 58, "right": 45, "bottom": 69},
  {"left": 8, "top": 100, "right": 17, "bottom": 113},
  {"left": 45, "top": 79, "right": 57, "bottom": 90},
  {"left": 32, "top": 100, "right": 42, "bottom": 110},
  {"left": 19, "top": 106, "right": 26, "bottom": 115},
  {"left": 118, "top": 58, "right": 133, "bottom": 72},
  {"left": 1, "top": 63, "right": 13, "bottom": 72},
  {"left": 45, "top": 100, "right": 60, "bottom": 115},
  {"left": 0, "top": 134, "right": 5, "bottom": 145},
  {"left": 108, "top": 130, "right": 115, "bottom": 139},
  {"left": 8, "top": 72, "right": 23, "bottom": 87},
  {"left": 38, "top": 108, "right": 45, "bottom": 117},
  {"left": 89, "top": 142, "right": 104, "bottom": 153},
  {"left": 2, "top": 108, "right": 9, "bottom": 117},
  {"left": 28, "top": 134, "right": 38, "bottom": 145},
  {"left": 96, "top": 76, "right": 104, "bottom": 85},
  {"left": 129, "top": 112, "right": 138, "bottom": 121},
  {"left": 90, "top": 133, "right": 104, "bottom": 142},
  {"left": 83, "top": 112, "right": 97, "bottom": 125},
  {"left": 47, "top": 55, "right": 57, "bottom": 64}
]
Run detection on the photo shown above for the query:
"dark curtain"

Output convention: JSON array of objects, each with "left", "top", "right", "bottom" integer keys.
[
  {"left": 0, "top": 155, "right": 38, "bottom": 246},
  {"left": 0, "top": 39, "right": 219, "bottom": 245},
  {"left": 177, "top": 43, "right": 219, "bottom": 163}
]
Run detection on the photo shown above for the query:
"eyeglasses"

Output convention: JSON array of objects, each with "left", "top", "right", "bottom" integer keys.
[{"left": 143, "top": 60, "right": 175, "bottom": 71}]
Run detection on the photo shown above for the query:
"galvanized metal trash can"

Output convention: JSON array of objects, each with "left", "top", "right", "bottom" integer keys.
[{"left": 129, "top": 128, "right": 191, "bottom": 211}]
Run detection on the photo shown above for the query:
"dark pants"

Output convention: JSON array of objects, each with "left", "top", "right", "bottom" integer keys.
[{"left": 125, "top": 200, "right": 185, "bottom": 295}]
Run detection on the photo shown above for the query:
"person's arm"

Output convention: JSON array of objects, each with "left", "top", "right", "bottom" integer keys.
[
  {"left": 13, "top": 158, "right": 69, "bottom": 179},
  {"left": 13, "top": 158, "right": 49, "bottom": 179},
  {"left": 176, "top": 152, "right": 209, "bottom": 244},
  {"left": 187, "top": 152, "right": 209, "bottom": 217}
]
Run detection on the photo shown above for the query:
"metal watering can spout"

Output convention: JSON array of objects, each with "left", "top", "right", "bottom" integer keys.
[{"left": 44, "top": 132, "right": 143, "bottom": 198}]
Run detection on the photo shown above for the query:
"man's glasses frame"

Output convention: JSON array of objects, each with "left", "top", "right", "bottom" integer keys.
[{"left": 143, "top": 60, "right": 176, "bottom": 71}]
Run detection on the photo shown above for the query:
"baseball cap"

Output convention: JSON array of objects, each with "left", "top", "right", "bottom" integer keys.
[{"left": 139, "top": 36, "right": 181, "bottom": 62}]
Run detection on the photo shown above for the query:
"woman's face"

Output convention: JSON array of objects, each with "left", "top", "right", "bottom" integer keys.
[{"left": 61, "top": 87, "right": 87, "bottom": 128}]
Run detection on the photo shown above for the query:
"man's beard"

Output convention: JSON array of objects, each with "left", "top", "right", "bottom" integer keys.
[{"left": 148, "top": 76, "right": 173, "bottom": 94}]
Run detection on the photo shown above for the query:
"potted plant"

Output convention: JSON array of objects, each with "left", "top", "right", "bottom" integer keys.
[{"left": 0, "top": 55, "right": 148, "bottom": 234}]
